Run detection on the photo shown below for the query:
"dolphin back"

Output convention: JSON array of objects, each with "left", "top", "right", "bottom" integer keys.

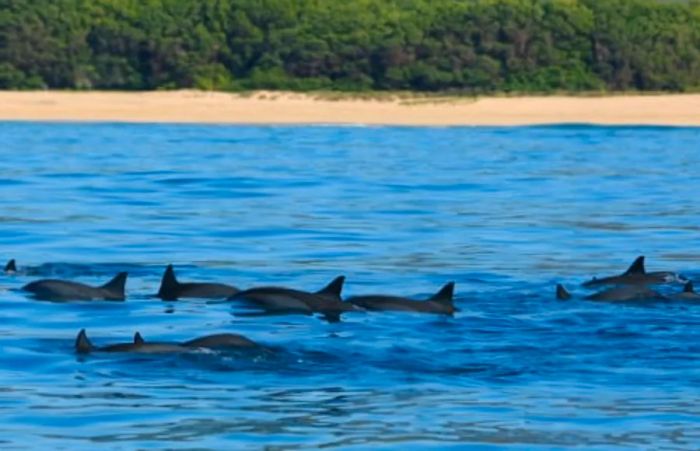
[
  {"left": 587, "top": 285, "right": 665, "bottom": 302},
  {"left": 183, "top": 333, "right": 258, "bottom": 349},
  {"left": 583, "top": 255, "right": 646, "bottom": 287}
]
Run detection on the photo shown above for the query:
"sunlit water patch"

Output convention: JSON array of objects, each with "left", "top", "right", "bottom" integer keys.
[{"left": 0, "top": 122, "right": 699, "bottom": 449}]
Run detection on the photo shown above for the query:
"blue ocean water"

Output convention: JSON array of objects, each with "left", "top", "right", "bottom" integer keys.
[{"left": 0, "top": 122, "right": 699, "bottom": 449}]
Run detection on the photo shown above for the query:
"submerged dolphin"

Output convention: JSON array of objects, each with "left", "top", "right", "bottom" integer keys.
[
  {"left": 582, "top": 256, "right": 684, "bottom": 287},
  {"left": 228, "top": 276, "right": 354, "bottom": 321},
  {"left": 348, "top": 282, "right": 456, "bottom": 315},
  {"left": 23, "top": 272, "right": 127, "bottom": 301},
  {"left": 156, "top": 264, "right": 239, "bottom": 300},
  {"left": 75, "top": 329, "right": 258, "bottom": 354},
  {"left": 4, "top": 259, "right": 16, "bottom": 274},
  {"left": 556, "top": 283, "right": 665, "bottom": 302},
  {"left": 672, "top": 281, "right": 700, "bottom": 301},
  {"left": 182, "top": 333, "right": 258, "bottom": 349}
]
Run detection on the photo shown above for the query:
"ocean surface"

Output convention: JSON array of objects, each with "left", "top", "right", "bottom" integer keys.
[{"left": 0, "top": 122, "right": 699, "bottom": 450}]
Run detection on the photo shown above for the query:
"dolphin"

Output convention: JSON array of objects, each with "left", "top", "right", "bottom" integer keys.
[
  {"left": 347, "top": 282, "right": 456, "bottom": 315},
  {"left": 227, "top": 276, "right": 354, "bottom": 321},
  {"left": 672, "top": 281, "right": 700, "bottom": 301},
  {"left": 156, "top": 264, "right": 239, "bottom": 300},
  {"left": 556, "top": 283, "right": 665, "bottom": 302},
  {"left": 75, "top": 330, "right": 258, "bottom": 354},
  {"left": 23, "top": 272, "right": 127, "bottom": 301},
  {"left": 582, "top": 256, "right": 684, "bottom": 287},
  {"left": 4, "top": 259, "right": 16, "bottom": 274},
  {"left": 75, "top": 330, "right": 188, "bottom": 354}
]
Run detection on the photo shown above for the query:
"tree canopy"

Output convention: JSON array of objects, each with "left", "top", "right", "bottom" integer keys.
[{"left": 1, "top": 0, "right": 699, "bottom": 92}]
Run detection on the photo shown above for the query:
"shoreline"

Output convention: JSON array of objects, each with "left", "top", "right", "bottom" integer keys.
[{"left": 1, "top": 90, "right": 699, "bottom": 126}]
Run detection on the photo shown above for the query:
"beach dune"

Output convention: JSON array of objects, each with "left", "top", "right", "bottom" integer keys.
[{"left": 1, "top": 90, "right": 698, "bottom": 126}]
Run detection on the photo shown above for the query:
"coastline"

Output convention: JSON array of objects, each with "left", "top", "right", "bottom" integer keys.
[{"left": 1, "top": 90, "right": 699, "bottom": 126}]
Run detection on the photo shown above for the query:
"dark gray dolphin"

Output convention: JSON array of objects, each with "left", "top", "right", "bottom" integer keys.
[
  {"left": 76, "top": 330, "right": 188, "bottom": 354},
  {"left": 347, "top": 282, "right": 456, "bottom": 315},
  {"left": 156, "top": 264, "right": 239, "bottom": 300},
  {"left": 228, "top": 276, "right": 354, "bottom": 321},
  {"left": 672, "top": 281, "right": 700, "bottom": 301},
  {"left": 556, "top": 283, "right": 665, "bottom": 302},
  {"left": 4, "top": 259, "right": 16, "bottom": 274},
  {"left": 582, "top": 256, "right": 684, "bottom": 287},
  {"left": 75, "top": 330, "right": 258, "bottom": 354},
  {"left": 23, "top": 272, "right": 127, "bottom": 301}
]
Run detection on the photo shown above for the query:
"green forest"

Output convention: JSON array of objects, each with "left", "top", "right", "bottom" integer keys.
[{"left": 1, "top": 0, "right": 700, "bottom": 93}]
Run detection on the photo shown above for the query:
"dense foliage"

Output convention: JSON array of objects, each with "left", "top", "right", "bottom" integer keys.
[{"left": 1, "top": 0, "right": 700, "bottom": 92}]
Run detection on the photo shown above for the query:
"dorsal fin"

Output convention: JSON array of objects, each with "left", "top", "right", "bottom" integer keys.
[
  {"left": 428, "top": 282, "right": 455, "bottom": 304},
  {"left": 101, "top": 272, "right": 128, "bottom": 299},
  {"left": 134, "top": 332, "right": 145, "bottom": 345},
  {"left": 624, "top": 256, "right": 646, "bottom": 275},
  {"left": 4, "top": 259, "right": 16, "bottom": 273},
  {"left": 75, "top": 329, "right": 94, "bottom": 354},
  {"left": 556, "top": 284, "right": 572, "bottom": 300},
  {"left": 316, "top": 275, "right": 345, "bottom": 299},
  {"left": 684, "top": 281, "right": 695, "bottom": 293},
  {"left": 157, "top": 264, "right": 180, "bottom": 300}
]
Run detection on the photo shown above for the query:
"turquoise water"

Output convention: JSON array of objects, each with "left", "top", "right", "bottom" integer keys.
[{"left": 1, "top": 123, "right": 700, "bottom": 449}]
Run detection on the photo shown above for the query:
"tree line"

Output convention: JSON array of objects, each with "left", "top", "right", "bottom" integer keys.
[{"left": 1, "top": 0, "right": 699, "bottom": 93}]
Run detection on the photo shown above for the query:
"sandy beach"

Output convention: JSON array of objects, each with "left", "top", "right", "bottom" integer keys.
[{"left": 0, "top": 90, "right": 699, "bottom": 126}]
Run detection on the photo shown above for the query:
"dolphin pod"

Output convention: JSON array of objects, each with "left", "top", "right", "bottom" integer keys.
[
  {"left": 75, "top": 329, "right": 259, "bottom": 354},
  {"left": 5, "top": 260, "right": 457, "bottom": 320},
  {"left": 5, "top": 256, "right": 698, "bottom": 307},
  {"left": 1, "top": 255, "right": 696, "bottom": 357},
  {"left": 557, "top": 256, "right": 692, "bottom": 302}
]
